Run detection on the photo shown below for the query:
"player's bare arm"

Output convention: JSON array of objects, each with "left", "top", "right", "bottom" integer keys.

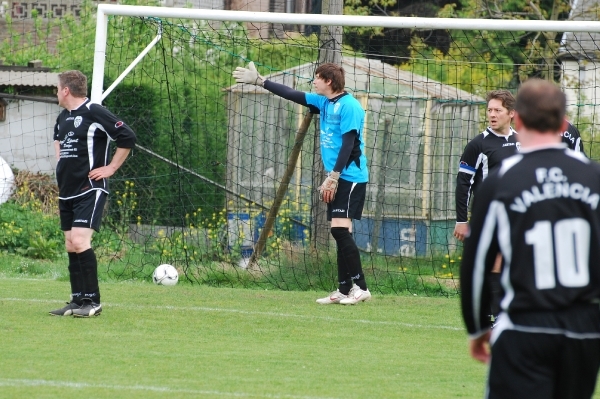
[
  {"left": 88, "top": 147, "right": 132, "bottom": 181},
  {"left": 54, "top": 140, "right": 60, "bottom": 161}
]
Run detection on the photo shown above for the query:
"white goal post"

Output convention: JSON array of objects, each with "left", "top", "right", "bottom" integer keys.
[{"left": 91, "top": 4, "right": 600, "bottom": 104}]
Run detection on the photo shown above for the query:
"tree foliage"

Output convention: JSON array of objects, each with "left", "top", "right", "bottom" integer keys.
[
  {"left": 343, "top": 0, "right": 578, "bottom": 90},
  {"left": 343, "top": 0, "right": 459, "bottom": 65}
]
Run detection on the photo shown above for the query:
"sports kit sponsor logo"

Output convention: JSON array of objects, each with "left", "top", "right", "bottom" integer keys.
[
  {"left": 74, "top": 219, "right": 89, "bottom": 223},
  {"left": 74, "top": 116, "right": 82, "bottom": 128},
  {"left": 115, "top": 121, "right": 124, "bottom": 128},
  {"left": 332, "top": 209, "right": 345, "bottom": 213}
]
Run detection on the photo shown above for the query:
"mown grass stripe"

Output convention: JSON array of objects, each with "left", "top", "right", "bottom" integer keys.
[
  {"left": 1, "top": 297, "right": 463, "bottom": 331},
  {"left": 0, "top": 378, "right": 341, "bottom": 399}
]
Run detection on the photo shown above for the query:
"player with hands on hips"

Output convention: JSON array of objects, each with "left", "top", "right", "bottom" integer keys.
[
  {"left": 49, "top": 70, "right": 136, "bottom": 318},
  {"left": 233, "top": 61, "right": 370, "bottom": 305}
]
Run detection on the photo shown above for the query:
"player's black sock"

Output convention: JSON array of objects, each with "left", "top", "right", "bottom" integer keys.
[
  {"left": 336, "top": 247, "right": 351, "bottom": 295},
  {"left": 78, "top": 248, "right": 101, "bottom": 304},
  {"left": 490, "top": 272, "right": 502, "bottom": 318},
  {"left": 331, "top": 227, "right": 367, "bottom": 291},
  {"left": 68, "top": 252, "right": 84, "bottom": 305}
]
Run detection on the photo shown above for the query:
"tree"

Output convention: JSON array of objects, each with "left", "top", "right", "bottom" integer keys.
[
  {"left": 447, "top": 0, "right": 575, "bottom": 84},
  {"left": 343, "top": 0, "right": 462, "bottom": 65}
]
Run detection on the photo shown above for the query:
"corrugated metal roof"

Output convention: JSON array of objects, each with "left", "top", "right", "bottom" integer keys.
[
  {"left": 346, "top": 57, "right": 484, "bottom": 102},
  {"left": 0, "top": 70, "right": 59, "bottom": 87},
  {"left": 227, "top": 56, "right": 485, "bottom": 103}
]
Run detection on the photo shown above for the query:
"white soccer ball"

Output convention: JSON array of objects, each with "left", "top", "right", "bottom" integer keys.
[{"left": 153, "top": 264, "right": 179, "bottom": 286}]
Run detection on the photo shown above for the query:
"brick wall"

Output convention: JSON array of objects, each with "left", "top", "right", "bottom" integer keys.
[{"left": 0, "top": 0, "right": 117, "bottom": 56}]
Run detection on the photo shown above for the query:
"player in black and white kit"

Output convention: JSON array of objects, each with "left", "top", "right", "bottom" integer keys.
[
  {"left": 454, "top": 90, "right": 518, "bottom": 325},
  {"left": 461, "top": 79, "right": 600, "bottom": 399},
  {"left": 454, "top": 90, "right": 519, "bottom": 237},
  {"left": 562, "top": 121, "right": 585, "bottom": 154},
  {"left": 49, "top": 70, "right": 136, "bottom": 318}
]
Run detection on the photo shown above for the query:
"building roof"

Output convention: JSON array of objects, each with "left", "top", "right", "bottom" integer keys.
[
  {"left": 346, "top": 57, "right": 484, "bottom": 102},
  {"left": 228, "top": 56, "right": 484, "bottom": 103},
  {"left": 0, "top": 70, "right": 59, "bottom": 87},
  {"left": 0, "top": 61, "right": 58, "bottom": 87}
]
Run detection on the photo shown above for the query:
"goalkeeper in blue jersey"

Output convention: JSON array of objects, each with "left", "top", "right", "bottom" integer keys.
[{"left": 233, "top": 62, "right": 371, "bottom": 305}]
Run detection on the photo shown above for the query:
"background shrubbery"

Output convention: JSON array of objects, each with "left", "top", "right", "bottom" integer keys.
[{"left": 0, "top": 171, "right": 62, "bottom": 259}]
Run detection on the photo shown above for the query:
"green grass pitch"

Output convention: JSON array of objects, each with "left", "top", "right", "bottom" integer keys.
[{"left": 1, "top": 277, "right": 599, "bottom": 399}]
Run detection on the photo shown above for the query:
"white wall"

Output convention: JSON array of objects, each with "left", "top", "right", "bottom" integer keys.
[
  {"left": 0, "top": 99, "right": 59, "bottom": 175},
  {"left": 562, "top": 59, "right": 600, "bottom": 124}
]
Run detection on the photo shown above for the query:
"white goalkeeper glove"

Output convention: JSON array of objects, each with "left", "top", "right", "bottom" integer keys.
[
  {"left": 232, "top": 61, "right": 265, "bottom": 87},
  {"left": 319, "top": 171, "right": 340, "bottom": 203}
]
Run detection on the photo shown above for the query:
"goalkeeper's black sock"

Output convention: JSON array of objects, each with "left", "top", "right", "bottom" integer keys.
[
  {"left": 331, "top": 227, "right": 367, "bottom": 291},
  {"left": 68, "top": 252, "right": 84, "bottom": 305},
  {"left": 489, "top": 272, "right": 502, "bottom": 318},
  {"left": 78, "top": 248, "right": 101, "bottom": 304},
  {"left": 336, "top": 244, "right": 351, "bottom": 295}
]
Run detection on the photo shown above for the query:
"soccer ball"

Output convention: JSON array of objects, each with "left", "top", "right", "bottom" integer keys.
[{"left": 152, "top": 264, "right": 179, "bottom": 286}]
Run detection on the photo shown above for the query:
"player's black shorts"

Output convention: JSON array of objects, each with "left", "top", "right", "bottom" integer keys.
[
  {"left": 487, "top": 306, "right": 600, "bottom": 399},
  {"left": 59, "top": 190, "right": 107, "bottom": 232},
  {"left": 327, "top": 178, "right": 367, "bottom": 221}
]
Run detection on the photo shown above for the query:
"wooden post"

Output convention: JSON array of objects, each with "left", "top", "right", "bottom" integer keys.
[
  {"left": 371, "top": 118, "right": 391, "bottom": 253},
  {"left": 310, "top": 0, "right": 344, "bottom": 250},
  {"left": 317, "top": 0, "right": 343, "bottom": 65},
  {"left": 249, "top": 112, "right": 314, "bottom": 267}
]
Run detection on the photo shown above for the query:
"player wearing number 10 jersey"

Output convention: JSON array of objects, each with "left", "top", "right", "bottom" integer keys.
[{"left": 461, "top": 79, "right": 600, "bottom": 399}]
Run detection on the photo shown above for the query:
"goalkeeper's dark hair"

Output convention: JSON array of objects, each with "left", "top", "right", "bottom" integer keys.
[
  {"left": 516, "top": 78, "right": 566, "bottom": 133},
  {"left": 58, "top": 70, "right": 88, "bottom": 98},
  {"left": 486, "top": 89, "right": 515, "bottom": 111},
  {"left": 315, "top": 63, "right": 345, "bottom": 93}
]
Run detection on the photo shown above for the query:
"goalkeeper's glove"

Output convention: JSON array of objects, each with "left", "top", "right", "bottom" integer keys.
[
  {"left": 232, "top": 61, "right": 265, "bottom": 86},
  {"left": 319, "top": 171, "right": 340, "bottom": 203}
]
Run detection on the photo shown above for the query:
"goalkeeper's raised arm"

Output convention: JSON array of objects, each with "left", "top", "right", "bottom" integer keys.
[
  {"left": 232, "top": 61, "right": 371, "bottom": 306},
  {"left": 233, "top": 62, "right": 319, "bottom": 113}
]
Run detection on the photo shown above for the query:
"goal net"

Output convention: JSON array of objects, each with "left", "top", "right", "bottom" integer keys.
[{"left": 1, "top": 1, "right": 599, "bottom": 295}]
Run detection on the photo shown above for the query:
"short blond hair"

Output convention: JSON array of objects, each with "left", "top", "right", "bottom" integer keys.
[{"left": 58, "top": 70, "right": 88, "bottom": 98}]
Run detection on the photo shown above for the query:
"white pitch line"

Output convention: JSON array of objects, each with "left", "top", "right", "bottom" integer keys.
[
  {"left": 0, "top": 378, "right": 341, "bottom": 399},
  {"left": 1, "top": 297, "right": 463, "bottom": 331}
]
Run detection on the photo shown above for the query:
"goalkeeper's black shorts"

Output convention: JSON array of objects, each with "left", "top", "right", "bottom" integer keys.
[{"left": 327, "top": 178, "right": 366, "bottom": 221}]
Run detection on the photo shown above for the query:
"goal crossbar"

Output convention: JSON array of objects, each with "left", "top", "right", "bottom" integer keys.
[{"left": 91, "top": 4, "right": 600, "bottom": 103}]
